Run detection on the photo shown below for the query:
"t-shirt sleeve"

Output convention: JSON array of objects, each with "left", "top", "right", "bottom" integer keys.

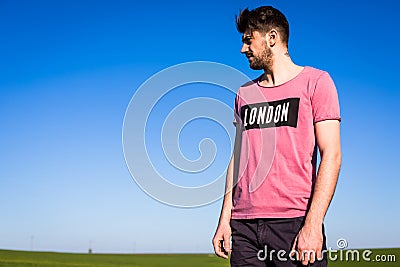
[
  {"left": 233, "top": 92, "right": 241, "bottom": 126},
  {"left": 311, "top": 71, "right": 341, "bottom": 123}
]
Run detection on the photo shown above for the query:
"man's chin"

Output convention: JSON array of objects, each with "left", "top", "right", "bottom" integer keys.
[{"left": 249, "top": 63, "right": 263, "bottom": 70}]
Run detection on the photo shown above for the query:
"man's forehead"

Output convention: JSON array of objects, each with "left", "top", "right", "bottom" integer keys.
[
  {"left": 243, "top": 29, "right": 252, "bottom": 37},
  {"left": 242, "top": 29, "right": 263, "bottom": 37},
  {"left": 242, "top": 30, "right": 263, "bottom": 42}
]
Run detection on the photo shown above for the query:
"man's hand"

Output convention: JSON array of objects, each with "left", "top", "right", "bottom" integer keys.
[
  {"left": 212, "top": 222, "right": 232, "bottom": 259},
  {"left": 291, "top": 223, "right": 323, "bottom": 265}
]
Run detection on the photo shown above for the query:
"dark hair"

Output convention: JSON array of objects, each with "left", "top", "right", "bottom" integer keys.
[{"left": 236, "top": 6, "right": 289, "bottom": 46}]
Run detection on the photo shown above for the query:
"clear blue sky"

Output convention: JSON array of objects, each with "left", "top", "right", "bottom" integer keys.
[{"left": 0, "top": 0, "right": 399, "bottom": 253}]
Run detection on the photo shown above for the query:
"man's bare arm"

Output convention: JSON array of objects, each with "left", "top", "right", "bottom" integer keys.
[
  {"left": 212, "top": 125, "right": 241, "bottom": 259},
  {"left": 212, "top": 153, "right": 234, "bottom": 259},
  {"left": 292, "top": 119, "right": 342, "bottom": 265}
]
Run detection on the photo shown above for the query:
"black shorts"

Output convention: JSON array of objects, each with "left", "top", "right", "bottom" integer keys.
[{"left": 230, "top": 217, "right": 328, "bottom": 267}]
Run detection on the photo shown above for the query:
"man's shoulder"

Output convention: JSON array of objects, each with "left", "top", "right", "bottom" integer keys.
[
  {"left": 236, "top": 77, "right": 258, "bottom": 95},
  {"left": 235, "top": 67, "right": 334, "bottom": 95},
  {"left": 303, "top": 66, "right": 332, "bottom": 79}
]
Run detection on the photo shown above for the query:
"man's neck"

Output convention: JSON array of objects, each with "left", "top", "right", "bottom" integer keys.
[{"left": 259, "top": 53, "right": 304, "bottom": 87}]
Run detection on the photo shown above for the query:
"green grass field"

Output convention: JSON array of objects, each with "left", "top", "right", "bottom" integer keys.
[{"left": 0, "top": 249, "right": 398, "bottom": 267}]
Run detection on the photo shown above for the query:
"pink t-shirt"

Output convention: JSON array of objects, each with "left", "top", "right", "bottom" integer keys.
[{"left": 231, "top": 66, "right": 341, "bottom": 219}]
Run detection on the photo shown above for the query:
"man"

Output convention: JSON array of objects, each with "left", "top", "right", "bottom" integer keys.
[{"left": 212, "top": 6, "right": 341, "bottom": 267}]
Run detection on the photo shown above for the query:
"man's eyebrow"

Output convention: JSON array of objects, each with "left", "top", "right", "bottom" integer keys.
[{"left": 242, "top": 34, "right": 252, "bottom": 43}]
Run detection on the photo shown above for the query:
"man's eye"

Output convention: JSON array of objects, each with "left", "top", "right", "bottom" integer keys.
[{"left": 242, "top": 35, "right": 252, "bottom": 44}]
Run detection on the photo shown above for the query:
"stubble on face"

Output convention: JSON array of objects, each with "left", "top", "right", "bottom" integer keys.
[{"left": 249, "top": 41, "right": 273, "bottom": 70}]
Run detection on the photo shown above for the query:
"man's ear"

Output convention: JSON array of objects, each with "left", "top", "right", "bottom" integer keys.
[{"left": 266, "top": 29, "right": 278, "bottom": 47}]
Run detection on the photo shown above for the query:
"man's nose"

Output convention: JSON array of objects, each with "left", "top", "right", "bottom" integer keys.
[{"left": 241, "top": 44, "right": 249, "bottom": 54}]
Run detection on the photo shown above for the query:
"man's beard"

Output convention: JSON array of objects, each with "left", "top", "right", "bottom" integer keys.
[{"left": 249, "top": 46, "right": 273, "bottom": 70}]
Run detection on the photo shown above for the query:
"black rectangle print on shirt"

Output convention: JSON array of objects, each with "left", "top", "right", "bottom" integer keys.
[{"left": 240, "top": 98, "right": 300, "bottom": 130}]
